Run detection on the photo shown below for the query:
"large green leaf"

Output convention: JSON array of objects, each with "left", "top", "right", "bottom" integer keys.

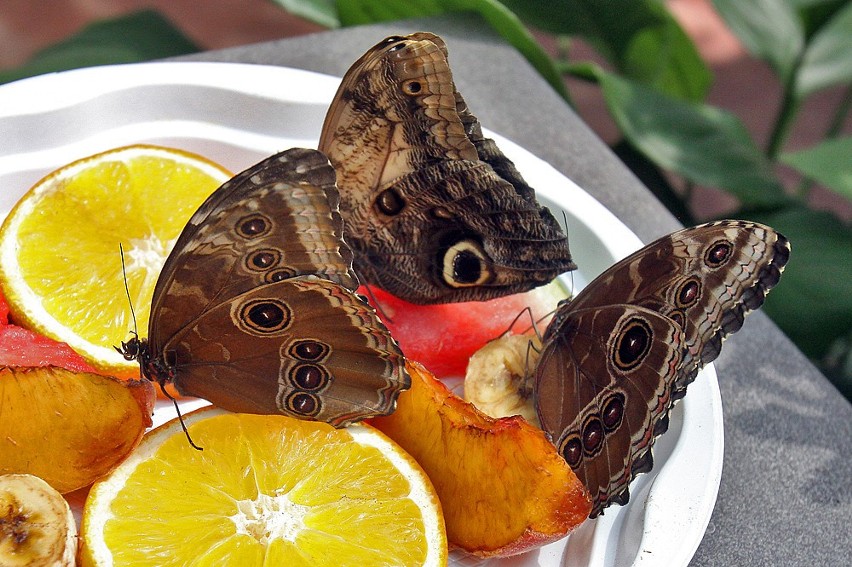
[
  {"left": 780, "top": 136, "right": 852, "bottom": 201},
  {"left": 796, "top": 1, "right": 852, "bottom": 97},
  {"left": 746, "top": 206, "right": 852, "bottom": 360},
  {"left": 711, "top": 0, "right": 804, "bottom": 84},
  {"left": 333, "top": 0, "right": 569, "bottom": 99},
  {"left": 500, "top": 0, "right": 711, "bottom": 101},
  {"left": 267, "top": 0, "right": 340, "bottom": 28},
  {"left": 585, "top": 67, "right": 788, "bottom": 207},
  {"left": 0, "top": 11, "right": 199, "bottom": 85}
]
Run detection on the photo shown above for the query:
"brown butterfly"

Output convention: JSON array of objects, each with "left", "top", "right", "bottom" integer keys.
[
  {"left": 119, "top": 148, "right": 408, "bottom": 427},
  {"left": 319, "top": 32, "right": 575, "bottom": 304},
  {"left": 534, "top": 220, "right": 789, "bottom": 517}
]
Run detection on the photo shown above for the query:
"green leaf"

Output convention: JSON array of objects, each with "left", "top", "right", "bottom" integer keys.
[
  {"left": 587, "top": 67, "right": 788, "bottom": 207},
  {"left": 268, "top": 0, "right": 340, "bottom": 28},
  {"left": 333, "top": 0, "right": 570, "bottom": 99},
  {"left": 500, "top": 0, "right": 711, "bottom": 101},
  {"left": 796, "top": 1, "right": 852, "bottom": 97},
  {"left": 745, "top": 206, "right": 852, "bottom": 360},
  {"left": 780, "top": 136, "right": 852, "bottom": 200},
  {"left": 712, "top": 0, "right": 804, "bottom": 84},
  {"left": 0, "top": 11, "right": 199, "bottom": 84}
]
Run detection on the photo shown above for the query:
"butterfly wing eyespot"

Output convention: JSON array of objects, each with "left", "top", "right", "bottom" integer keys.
[
  {"left": 288, "top": 339, "right": 331, "bottom": 362},
  {"left": 440, "top": 238, "right": 493, "bottom": 288},
  {"left": 235, "top": 213, "right": 273, "bottom": 238},
  {"left": 234, "top": 298, "right": 292, "bottom": 335},
  {"left": 288, "top": 363, "right": 331, "bottom": 392},
  {"left": 676, "top": 277, "right": 701, "bottom": 308},
  {"left": 284, "top": 391, "right": 322, "bottom": 418},
  {"left": 375, "top": 188, "right": 406, "bottom": 216},
  {"left": 244, "top": 248, "right": 282, "bottom": 272}
]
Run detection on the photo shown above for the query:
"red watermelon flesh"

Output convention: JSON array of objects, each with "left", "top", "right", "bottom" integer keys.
[
  {"left": 360, "top": 281, "right": 567, "bottom": 379},
  {"left": 0, "top": 288, "right": 97, "bottom": 371}
]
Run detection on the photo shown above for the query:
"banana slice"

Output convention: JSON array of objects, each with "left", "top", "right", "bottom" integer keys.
[
  {"left": 464, "top": 334, "right": 541, "bottom": 425},
  {"left": 0, "top": 474, "right": 77, "bottom": 566}
]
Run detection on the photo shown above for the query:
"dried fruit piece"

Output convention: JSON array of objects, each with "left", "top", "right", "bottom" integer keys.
[
  {"left": 81, "top": 407, "right": 447, "bottom": 567},
  {"left": 0, "top": 473, "right": 77, "bottom": 566},
  {"left": 0, "top": 366, "right": 155, "bottom": 493},
  {"left": 370, "top": 360, "right": 591, "bottom": 557}
]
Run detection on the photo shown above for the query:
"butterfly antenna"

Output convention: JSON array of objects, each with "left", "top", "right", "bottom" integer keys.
[
  {"left": 118, "top": 243, "right": 139, "bottom": 337},
  {"left": 160, "top": 383, "right": 203, "bottom": 451},
  {"left": 118, "top": 243, "right": 145, "bottom": 381}
]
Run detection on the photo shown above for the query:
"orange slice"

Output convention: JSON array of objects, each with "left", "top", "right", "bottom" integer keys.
[
  {"left": 80, "top": 407, "right": 447, "bottom": 566},
  {"left": 0, "top": 145, "right": 231, "bottom": 375}
]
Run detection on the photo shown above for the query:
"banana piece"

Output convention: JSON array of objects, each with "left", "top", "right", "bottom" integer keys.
[
  {"left": 464, "top": 334, "right": 541, "bottom": 426},
  {"left": 0, "top": 474, "right": 77, "bottom": 566}
]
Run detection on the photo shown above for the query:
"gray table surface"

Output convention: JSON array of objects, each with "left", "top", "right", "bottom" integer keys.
[{"left": 179, "top": 16, "right": 852, "bottom": 566}]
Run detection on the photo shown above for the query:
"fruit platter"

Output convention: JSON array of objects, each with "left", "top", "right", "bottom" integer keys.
[{"left": 0, "top": 34, "right": 742, "bottom": 566}]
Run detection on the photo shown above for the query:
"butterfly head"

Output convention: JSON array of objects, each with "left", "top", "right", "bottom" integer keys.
[{"left": 115, "top": 335, "right": 168, "bottom": 386}]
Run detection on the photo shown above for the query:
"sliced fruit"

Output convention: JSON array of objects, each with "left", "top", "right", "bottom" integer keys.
[
  {"left": 0, "top": 474, "right": 77, "bottom": 566},
  {"left": 370, "top": 360, "right": 591, "bottom": 557},
  {"left": 0, "top": 289, "right": 8, "bottom": 324},
  {"left": 0, "top": 323, "right": 98, "bottom": 372},
  {"left": 80, "top": 407, "right": 447, "bottom": 567},
  {"left": 0, "top": 366, "right": 155, "bottom": 493},
  {"left": 464, "top": 333, "right": 541, "bottom": 424},
  {"left": 0, "top": 145, "right": 232, "bottom": 376},
  {"left": 362, "top": 279, "right": 565, "bottom": 379}
]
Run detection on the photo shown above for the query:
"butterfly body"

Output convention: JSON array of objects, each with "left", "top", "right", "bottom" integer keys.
[
  {"left": 535, "top": 220, "right": 789, "bottom": 517},
  {"left": 320, "top": 33, "right": 575, "bottom": 304},
  {"left": 121, "top": 148, "right": 409, "bottom": 427}
]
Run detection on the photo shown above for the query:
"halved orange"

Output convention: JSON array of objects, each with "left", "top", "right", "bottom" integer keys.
[
  {"left": 0, "top": 145, "right": 231, "bottom": 375},
  {"left": 80, "top": 407, "right": 447, "bottom": 566}
]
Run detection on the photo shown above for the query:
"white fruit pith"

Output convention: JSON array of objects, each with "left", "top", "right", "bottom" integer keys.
[{"left": 0, "top": 474, "right": 77, "bottom": 566}]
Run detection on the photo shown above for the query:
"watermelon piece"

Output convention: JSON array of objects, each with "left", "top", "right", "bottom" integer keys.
[
  {"left": 361, "top": 281, "right": 567, "bottom": 379},
  {"left": 0, "top": 324, "right": 99, "bottom": 371},
  {"left": 0, "top": 289, "right": 8, "bottom": 325},
  {"left": 0, "top": 287, "right": 98, "bottom": 371}
]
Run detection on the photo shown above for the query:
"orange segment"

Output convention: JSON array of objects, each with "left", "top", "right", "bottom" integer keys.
[
  {"left": 80, "top": 407, "right": 446, "bottom": 567},
  {"left": 0, "top": 145, "right": 231, "bottom": 375}
]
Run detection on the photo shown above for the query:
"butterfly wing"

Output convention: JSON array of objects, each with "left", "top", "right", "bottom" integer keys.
[
  {"left": 164, "top": 276, "right": 408, "bottom": 426},
  {"left": 144, "top": 148, "right": 408, "bottom": 424},
  {"left": 319, "top": 32, "right": 575, "bottom": 303},
  {"left": 553, "top": 220, "right": 789, "bottom": 397},
  {"left": 535, "top": 305, "right": 684, "bottom": 517},
  {"left": 148, "top": 148, "right": 356, "bottom": 353},
  {"left": 536, "top": 220, "right": 789, "bottom": 516}
]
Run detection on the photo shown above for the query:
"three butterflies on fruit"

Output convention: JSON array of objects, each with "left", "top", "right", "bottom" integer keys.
[{"left": 120, "top": 32, "right": 789, "bottom": 518}]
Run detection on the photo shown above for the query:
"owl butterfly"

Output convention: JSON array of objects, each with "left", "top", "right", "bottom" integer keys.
[
  {"left": 319, "top": 32, "right": 575, "bottom": 304},
  {"left": 119, "top": 148, "right": 408, "bottom": 427},
  {"left": 534, "top": 220, "right": 789, "bottom": 517}
]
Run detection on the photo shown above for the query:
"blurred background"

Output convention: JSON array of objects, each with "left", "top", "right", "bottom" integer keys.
[{"left": 1, "top": 0, "right": 850, "bottom": 396}]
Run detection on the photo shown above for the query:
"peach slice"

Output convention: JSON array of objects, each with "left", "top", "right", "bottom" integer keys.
[
  {"left": 370, "top": 360, "right": 591, "bottom": 557},
  {"left": 0, "top": 366, "right": 155, "bottom": 493}
]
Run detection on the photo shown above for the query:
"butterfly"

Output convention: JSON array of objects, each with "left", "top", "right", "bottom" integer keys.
[
  {"left": 119, "top": 147, "right": 409, "bottom": 427},
  {"left": 533, "top": 220, "right": 789, "bottom": 517},
  {"left": 319, "top": 32, "right": 575, "bottom": 304}
]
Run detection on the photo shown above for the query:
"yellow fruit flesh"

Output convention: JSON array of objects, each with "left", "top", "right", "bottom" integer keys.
[
  {"left": 84, "top": 411, "right": 444, "bottom": 567},
  {"left": 1, "top": 146, "right": 230, "bottom": 373}
]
